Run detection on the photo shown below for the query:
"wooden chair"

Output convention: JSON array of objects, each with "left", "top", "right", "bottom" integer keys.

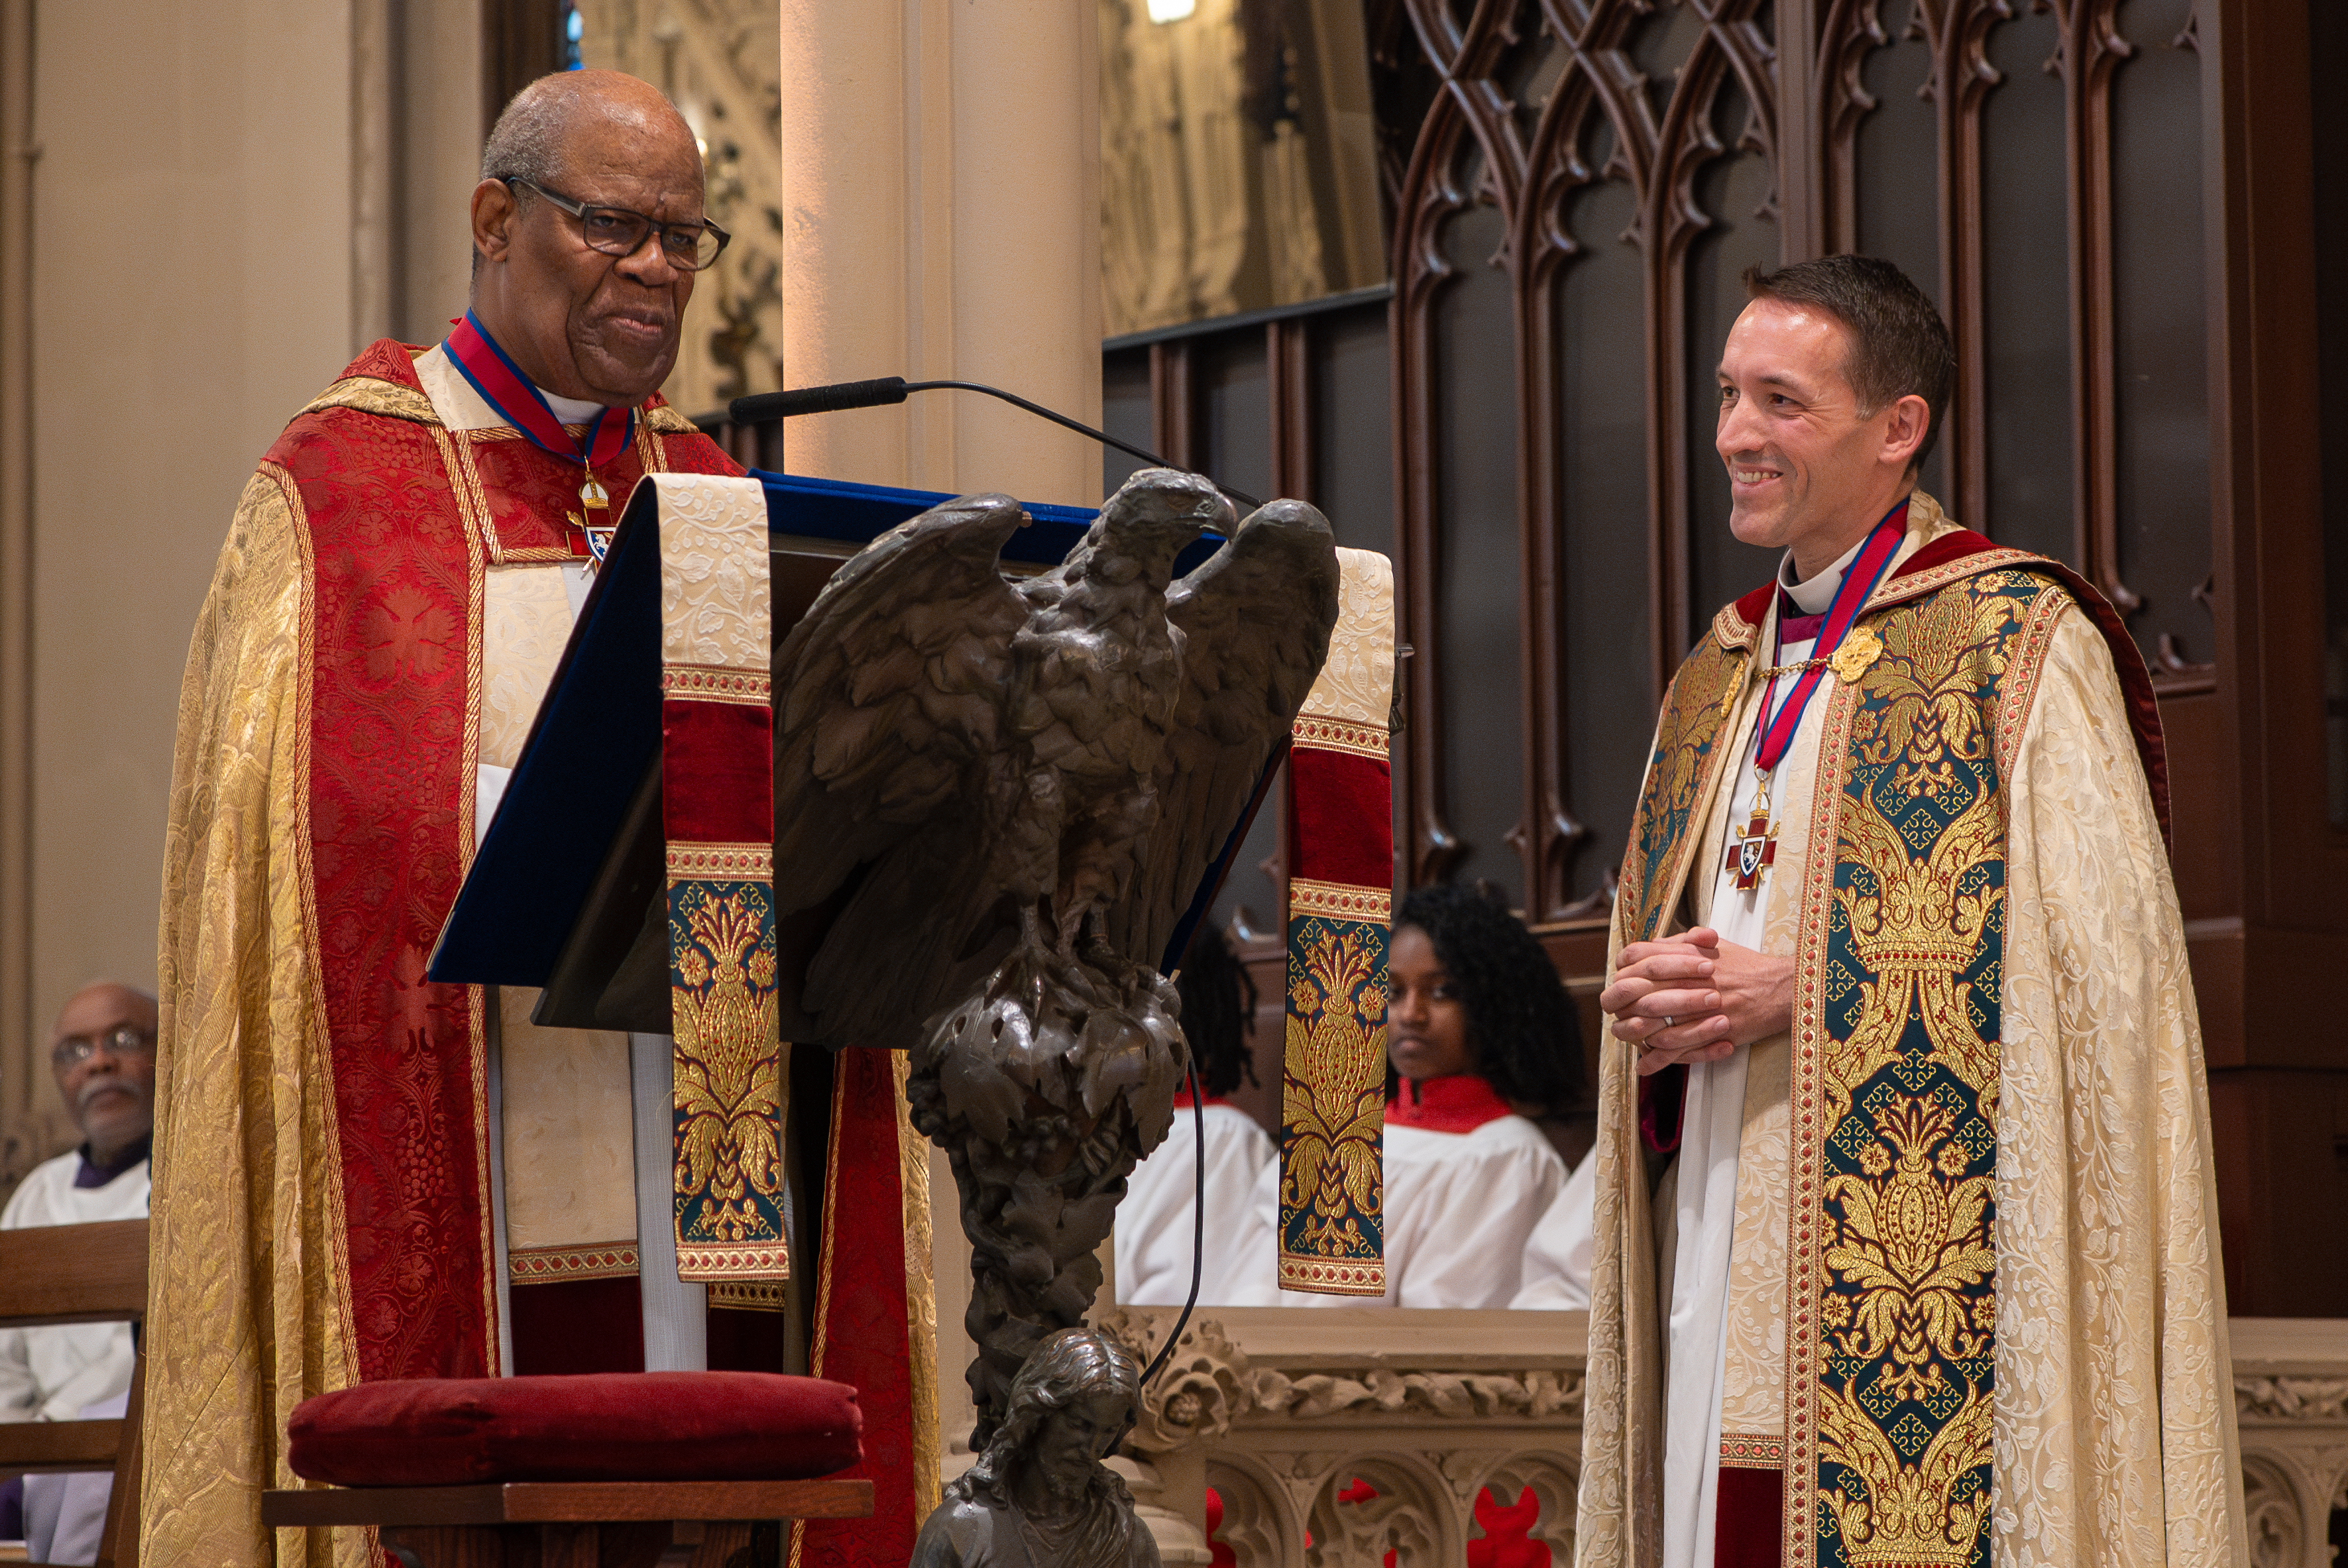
[
  {"left": 0, "top": 1218, "right": 148, "bottom": 1568},
  {"left": 261, "top": 1477, "right": 873, "bottom": 1567}
]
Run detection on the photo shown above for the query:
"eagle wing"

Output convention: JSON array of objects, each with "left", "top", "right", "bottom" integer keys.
[
  {"left": 771, "top": 492, "right": 1033, "bottom": 1044},
  {"left": 1105, "top": 498, "right": 1340, "bottom": 972}
]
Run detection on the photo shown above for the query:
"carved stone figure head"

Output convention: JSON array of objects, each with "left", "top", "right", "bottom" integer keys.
[
  {"left": 960, "top": 1327, "right": 1142, "bottom": 1517},
  {"left": 919, "top": 1328, "right": 1156, "bottom": 1566}
]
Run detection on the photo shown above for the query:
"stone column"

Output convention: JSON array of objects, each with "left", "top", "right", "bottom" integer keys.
[
  {"left": 777, "top": 0, "right": 1105, "bottom": 1482},
  {"left": 777, "top": 0, "right": 1103, "bottom": 506}
]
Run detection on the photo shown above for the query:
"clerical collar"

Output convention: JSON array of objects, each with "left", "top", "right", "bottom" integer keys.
[
  {"left": 1386, "top": 1072, "right": 1515, "bottom": 1133},
  {"left": 75, "top": 1133, "right": 150, "bottom": 1189},
  {"left": 1777, "top": 527, "right": 1873, "bottom": 618},
  {"left": 539, "top": 386, "right": 606, "bottom": 425}
]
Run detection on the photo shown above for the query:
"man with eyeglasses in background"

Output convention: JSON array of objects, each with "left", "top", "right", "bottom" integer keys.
[
  {"left": 0, "top": 983, "right": 154, "bottom": 1564},
  {"left": 149, "top": 70, "right": 750, "bottom": 1565}
]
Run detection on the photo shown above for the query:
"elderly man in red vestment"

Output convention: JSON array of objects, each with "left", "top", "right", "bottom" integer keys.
[{"left": 147, "top": 72, "right": 936, "bottom": 1565}]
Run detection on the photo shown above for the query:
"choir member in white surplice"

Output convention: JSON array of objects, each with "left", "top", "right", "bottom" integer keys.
[
  {"left": 1116, "top": 926, "right": 1280, "bottom": 1306},
  {"left": 0, "top": 982, "right": 156, "bottom": 1564},
  {"left": 1280, "top": 883, "right": 1590, "bottom": 1310}
]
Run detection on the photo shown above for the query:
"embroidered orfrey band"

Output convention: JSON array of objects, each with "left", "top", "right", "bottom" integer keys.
[
  {"left": 508, "top": 1243, "right": 640, "bottom": 1284},
  {"left": 662, "top": 664, "right": 772, "bottom": 707},
  {"left": 1718, "top": 1432, "right": 1785, "bottom": 1471},
  {"left": 650, "top": 475, "right": 789, "bottom": 1284},
  {"left": 1781, "top": 569, "right": 2034, "bottom": 1568},
  {"left": 1288, "top": 876, "right": 1390, "bottom": 922},
  {"left": 1278, "top": 547, "right": 1396, "bottom": 1298}
]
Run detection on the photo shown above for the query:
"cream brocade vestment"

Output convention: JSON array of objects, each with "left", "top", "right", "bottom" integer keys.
[{"left": 1577, "top": 496, "right": 2247, "bottom": 1568}]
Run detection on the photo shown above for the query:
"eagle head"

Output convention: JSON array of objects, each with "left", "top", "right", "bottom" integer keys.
[{"left": 1090, "top": 468, "right": 1235, "bottom": 585}]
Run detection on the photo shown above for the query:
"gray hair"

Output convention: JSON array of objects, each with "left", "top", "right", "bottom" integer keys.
[
  {"left": 480, "top": 71, "right": 695, "bottom": 192},
  {"left": 482, "top": 81, "right": 574, "bottom": 190}
]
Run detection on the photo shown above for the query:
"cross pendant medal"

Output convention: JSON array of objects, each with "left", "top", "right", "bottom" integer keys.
[
  {"left": 563, "top": 510, "right": 617, "bottom": 572},
  {"left": 1726, "top": 770, "right": 1779, "bottom": 892},
  {"left": 568, "top": 471, "right": 614, "bottom": 571}
]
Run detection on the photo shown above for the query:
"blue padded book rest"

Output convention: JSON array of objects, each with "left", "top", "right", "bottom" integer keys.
[{"left": 427, "top": 471, "right": 1240, "bottom": 1038}]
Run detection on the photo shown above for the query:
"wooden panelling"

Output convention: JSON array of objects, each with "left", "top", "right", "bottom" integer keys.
[
  {"left": 1196, "top": 331, "right": 1275, "bottom": 507},
  {"left": 481, "top": 0, "right": 568, "bottom": 137},
  {"left": 1975, "top": 4, "right": 2074, "bottom": 563},
  {"left": 1103, "top": 346, "right": 1154, "bottom": 496}
]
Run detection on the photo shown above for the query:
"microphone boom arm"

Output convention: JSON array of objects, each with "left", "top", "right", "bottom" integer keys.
[{"left": 726, "top": 377, "right": 1262, "bottom": 510}]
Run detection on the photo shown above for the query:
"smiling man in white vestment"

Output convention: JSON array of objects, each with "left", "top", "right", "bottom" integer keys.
[{"left": 1577, "top": 255, "right": 2244, "bottom": 1568}]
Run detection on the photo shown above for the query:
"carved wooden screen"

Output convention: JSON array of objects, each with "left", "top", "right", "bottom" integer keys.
[
  {"left": 1093, "top": 0, "right": 2348, "bottom": 1306},
  {"left": 1369, "top": 0, "right": 2214, "bottom": 927}
]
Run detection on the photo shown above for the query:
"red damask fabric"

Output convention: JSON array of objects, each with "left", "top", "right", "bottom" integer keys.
[
  {"left": 275, "top": 402, "right": 491, "bottom": 1384},
  {"left": 268, "top": 340, "right": 740, "bottom": 1386},
  {"left": 796, "top": 1050, "right": 922, "bottom": 1568}
]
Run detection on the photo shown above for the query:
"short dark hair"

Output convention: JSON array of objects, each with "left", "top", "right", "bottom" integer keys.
[
  {"left": 1742, "top": 255, "right": 1956, "bottom": 475},
  {"left": 1175, "top": 924, "right": 1257, "bottom": 1099},
  {"left": 1390, "top": 883, "right": 1584, "bottom": 1114}
]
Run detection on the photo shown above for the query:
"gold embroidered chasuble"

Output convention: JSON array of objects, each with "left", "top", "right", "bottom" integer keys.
[
  {"left": 1577, "top": 496, "right": 2245, "bottom": 1568},
  {"left": 146, "top": 343, "right": 748, "bottom": 1566}
]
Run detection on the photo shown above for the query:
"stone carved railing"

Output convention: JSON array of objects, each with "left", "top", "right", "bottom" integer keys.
[
  {"left": 2233, "top": 1319, "right": 2348, "bottom": 1568},
  {"left": 1097, "top": 1310, "right": 2348, "bottom": 1566},
  {"left": 1097, "top": 1307, "right": 1587, "bottom": 1565}
]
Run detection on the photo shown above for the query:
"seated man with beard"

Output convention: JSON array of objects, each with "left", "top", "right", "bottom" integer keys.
[
  {"left": 1, "top": 982, "right": 154, "bottom": 1418},
  {"left": 912, "top": 1329, "right": 1156, "bottom": 1568}
]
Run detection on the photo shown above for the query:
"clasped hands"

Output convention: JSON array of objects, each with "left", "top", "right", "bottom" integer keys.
[{"left": 1599, "top": 927, "right": 1794, "bottom": 1076}]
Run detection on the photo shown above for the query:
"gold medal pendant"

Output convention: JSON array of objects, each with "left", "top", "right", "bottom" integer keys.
[{"left": 568, "top": 469, "right": 616, "bottom": 569}]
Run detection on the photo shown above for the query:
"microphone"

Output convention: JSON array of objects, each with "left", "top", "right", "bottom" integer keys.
[
  {"left": 727, "top": 377, "right": 1262, "bottom": 510},
  {"left": 734, "top": 378, "right": 915, "bottom": 418}
]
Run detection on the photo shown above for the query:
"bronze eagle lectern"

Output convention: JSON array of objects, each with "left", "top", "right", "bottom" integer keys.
[{"left": 769, "top": 468, "right": 1338, "bottom": 1545}]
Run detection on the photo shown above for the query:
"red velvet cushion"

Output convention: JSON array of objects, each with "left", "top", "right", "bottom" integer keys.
[{"left": 286, "top": 1372, "right": 862, "bottom": 1486}]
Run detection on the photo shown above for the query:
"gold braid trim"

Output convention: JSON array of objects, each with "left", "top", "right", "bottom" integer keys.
[
  {"left": 642, "top": 404, "right": 703, "bottom": 435},
  {"left": 301, "top": 376, "right": 439, "bottom": 425}
]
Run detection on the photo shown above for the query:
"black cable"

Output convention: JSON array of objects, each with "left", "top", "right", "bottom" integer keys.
[
  {"left": 1138, "top": 1054, "right": 1209, "bottom": 1388},
  {"left": 904, "top": 380, "right": 1261, "bottom": 510},
  {"left": 726, "top": 376, "right": 1263, "bottom": 510}
]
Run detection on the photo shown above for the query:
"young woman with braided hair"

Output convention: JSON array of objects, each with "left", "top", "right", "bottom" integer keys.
[{"left": 1280, "top": 882, "right": 1594, "bottom": 1309}]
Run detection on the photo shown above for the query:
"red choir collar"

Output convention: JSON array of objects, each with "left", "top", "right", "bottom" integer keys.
[
  {"left": 1171, "top": 1090, "right": 1232, "bottom": 1109},
  {"left": 1385, "top": 1073, "right": 1515, "bottom": 1133}
]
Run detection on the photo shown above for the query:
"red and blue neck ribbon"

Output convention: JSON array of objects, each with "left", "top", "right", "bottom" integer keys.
[
  {"left": 1753, "top": 500, "right": 1909, "bottom": 775},
  {"left": 444, "top": 310, "right": 634, "bottom": 472}
]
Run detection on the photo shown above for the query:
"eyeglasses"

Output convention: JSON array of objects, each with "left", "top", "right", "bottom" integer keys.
[
  {"left": 504, "top": 178, "right": 731, "bottom": 272},
  {"left": 51, "top": 1025, "right": 155, "bottom": 1071}
]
